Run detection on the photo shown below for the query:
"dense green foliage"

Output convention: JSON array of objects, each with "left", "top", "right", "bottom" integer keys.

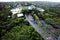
[
  {"left": 0, "top": 2, "right": 60, "bottom": 40},
  {"left": 2, "top": 22, "right": 44, "bottom": 40},
  {"left": 0, "top": 4, "right": 13, "bottom": 37},
  {"left": 35, "top": 4, "right": 60, "bottom": 25},
  {"left": 36, "top": 4, "right": 60, "bottom": 35},
  {"left": 45, "top": 7, "right": 60, "bottom": 25},
  {"left": 0, "top": 3, "right": 44, "bottom": 40}
]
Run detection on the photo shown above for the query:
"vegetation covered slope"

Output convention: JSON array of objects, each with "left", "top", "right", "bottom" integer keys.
[
  {"left": 2, "top": 19, "right": 44, "bottom": 40},
  {"left": 0, "top": 3, "right": 44, "bottom": 40}
]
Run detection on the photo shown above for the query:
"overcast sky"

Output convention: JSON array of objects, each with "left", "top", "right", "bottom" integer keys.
[{"left": 0, "top": 0, "right": 60, "bottom": 2}]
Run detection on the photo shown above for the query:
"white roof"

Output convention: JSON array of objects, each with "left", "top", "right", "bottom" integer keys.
[
  {"left": 11, "top": 8, "right": 22, "bottom": 14},
  {"left": 23, "top": 5, "right": 35, "bottom": 10},
  {"left": 36, "top": 8, "right": 45, "bottom": 12},
  {"left": 28, "top": 5, "right": 35, "bottom": 9},
  {"left": 28, "top": 6, "right": 32, "bottom": 9},
  {"left": 8, "top": 16, "right": 11, "bottom": 18},
  {"left": 17, "top": 14, "right": 23, "bottom": 17}
]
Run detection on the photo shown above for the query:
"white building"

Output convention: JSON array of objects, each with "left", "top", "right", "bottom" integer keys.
[
  {"left": 23, "top": 5, "right": 35, "bottom": 10},
  {"left": 11, "top": 7, "right": 23, "bottom": 18},
  {"left": 11, "top": 8, "right": 22, "bottom": 14},
  {"left": 11, "top": 5, "right": 45, "bottom": 18},
  {"left": 17, "top": 13, "right": 23, "bottom": 17},
  {"left": 36, "top": 8, "right": 45, "bottom": 12}
]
